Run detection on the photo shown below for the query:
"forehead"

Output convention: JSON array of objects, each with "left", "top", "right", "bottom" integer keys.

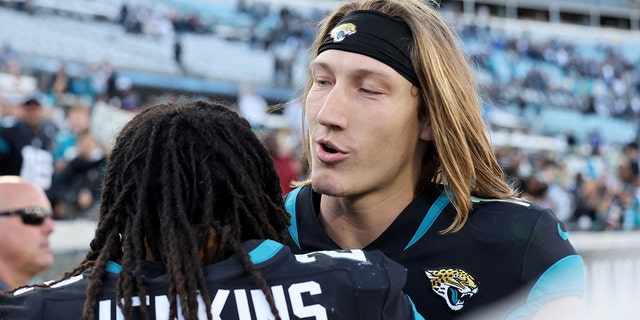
[
  {"left": 312, "top": 50, "right": 404, "bottom": 79},
  {"left": 0, "top": 183, "right": 51, "bottom": 211}
]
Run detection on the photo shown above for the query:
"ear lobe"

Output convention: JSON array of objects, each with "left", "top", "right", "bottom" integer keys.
[{"left": 419, "top": 120, "right": 433, "bottom": 141}]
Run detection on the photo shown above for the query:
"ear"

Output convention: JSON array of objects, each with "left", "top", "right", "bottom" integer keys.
[{"left": 419, "top": 117, "right": 433, "bottom": 142}]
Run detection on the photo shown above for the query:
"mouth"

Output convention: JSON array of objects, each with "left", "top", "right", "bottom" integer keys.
[
  {"left": 316, "top": 138, "right": 344, "bottom": 153},
  {"left": 321, "top": 142, "right": 339, "bottom": 154},
  {"left": 314, "top": 139, "right": 348, "bottom": 163}
]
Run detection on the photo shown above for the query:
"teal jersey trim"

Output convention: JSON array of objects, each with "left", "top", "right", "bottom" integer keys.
[
  {"left": 557, "top": 223, "right": 569, "bottom": 241},
  {"left": 285, "top": 186, "right": 303, "bottom": 249},
  {"left": 407, "top": 295, "right": 426, "bottom": 320},
  {"left": 249, "top": 240, "right": 284, "bottom": 264},
  {"left": 507, "top": 254, "right": 585, "bottom": 319},
  {"left": 404, "top": 191, "right": 450, "bottom": 251},
  {"left": 106, "top": 261, "right": 123, "bottom": 274}
]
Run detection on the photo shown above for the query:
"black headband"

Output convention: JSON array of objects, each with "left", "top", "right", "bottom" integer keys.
[{"left": 318, "top": 10, "right": 419, "bottom": 88}]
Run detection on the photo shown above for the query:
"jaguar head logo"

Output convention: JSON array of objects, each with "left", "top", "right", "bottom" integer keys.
[
  {"left": 425, "top": 268, "right": 479, "bottom": 311},
  {"left": 329, "top": 23, "right": 356, "bottom": 42}
]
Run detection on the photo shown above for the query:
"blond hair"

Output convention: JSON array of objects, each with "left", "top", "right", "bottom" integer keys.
[{"left": 302, "top": 0, "right": 517, "bottom": 232}]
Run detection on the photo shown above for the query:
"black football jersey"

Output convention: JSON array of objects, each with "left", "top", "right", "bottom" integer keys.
[
  {"left": 0, "top": 240, "right": 424, "bottom": 320},
  {"left": 284, "top": 184, "right": 585, "bottom": 319}
]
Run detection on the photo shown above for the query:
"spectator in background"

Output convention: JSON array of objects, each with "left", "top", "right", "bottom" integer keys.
[
  {"left": 237, "top": 82, "right": 267, "bottom": 130},
  {"left": 0, "top": 176, "right": 55, "bottom": 290},
  {"left": 50, "top": 131, "right": 105, "bottom": 220},
  {"left": 0, "top": 97, "right": 57, "bottom": 194},
  {"left": 0, "top": 43, "right": 19, "bottom": 73},
  {"left": 52, "top": 104, "right": 91, "bottom": 172},
  {"left": 261, "top": 129, "right": 301, "bottom": 195},
  {"left": 618, "top": 142, "right": 640, "bottom": 187},
  {"left": 114, "top": 76, "right": 140, "bottom": 111},
  {"left": 67, "top": 68, "right": 97, "bottom": 104},
  {"left": 47, "top": 64, "right": 71, "bottom": 105},
  {"left": 283, "top": 97, "right": 304, "bottom": 148},
  {"left": 571, "top": 178, "right": 604, "bottom": 230},
  {"left": 601, "top": 184, "right": 637, "bottom": 230},
  {"left": 581, "top": 145, "right": 608, "bottom": 182},
  {"left": 89, "top": 59, "right": 115, "bottom": 103},
  {"left": 621, "top": 188, "right": 640, "bottom": 230},
  {"left": 273, "top": 31, "right": 305, "bottom": 86},
  {"left": 173, "top": 33, "right": 184, "bottom": 73}
]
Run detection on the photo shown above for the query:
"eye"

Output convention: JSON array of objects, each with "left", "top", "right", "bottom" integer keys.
[
  {"left": 312, "top": 75, "right": 332, "bottom": 87},
  {"left": 359, "top": 87, "right": 380, "bottom": 95}
]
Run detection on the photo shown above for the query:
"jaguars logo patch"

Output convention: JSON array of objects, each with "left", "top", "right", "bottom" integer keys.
[
  {"left": 329, "top": 23, "right": 356, "bottom": 42},
  {"left": 425, "top": 268, "right": 479, "bottom": 312}
]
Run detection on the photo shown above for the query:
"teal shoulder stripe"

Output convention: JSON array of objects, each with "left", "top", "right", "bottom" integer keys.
[
  {"left": 407, "top": 295, "right": 426, "bottom": 320},
  {"left": 285, "top": 186, "right": 303, "bottom": 249},
  {"left": 106, "top": 261, "right": 122, "bottom": 274},
  {"left": 249, "top": 239, "right": 284, "bottom": 264},
  {"left": 404, "top": 191, "right": 450, "bottom": 251},
  {"left": 507, "top": 254, "right": 585, "bottom": 319}
]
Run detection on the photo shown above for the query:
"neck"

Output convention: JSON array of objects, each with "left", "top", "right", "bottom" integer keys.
[
  {"left": 0, "top": 266, "right": 28, "bottom": 289},
  {"left": 318, "top": 185, "right": 415, "bottom": 249}
]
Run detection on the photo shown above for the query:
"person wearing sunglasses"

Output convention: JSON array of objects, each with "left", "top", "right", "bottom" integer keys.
[{"left": 0, "top": 175, "right": 55, "bottom": 291}]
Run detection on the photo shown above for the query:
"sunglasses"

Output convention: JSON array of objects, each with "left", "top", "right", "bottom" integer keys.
[{"left": 0, "top": 207, "right": 52, "bottom": 226}]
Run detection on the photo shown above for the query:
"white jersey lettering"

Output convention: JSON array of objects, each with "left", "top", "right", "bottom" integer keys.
[
  {"left": 289, "top": 281, "right": 327, "bottom": 320},
  {"left": 211, "top": 289, "right": 230, "bottom": 319},
  {"left": 97, "top": 282, "right": 328, "bottom": 320},
  {"left": 295, "top": 250, "right": 367, "bottom": 263},
  {"left": 250, "top": 285, "right": 291, "bottom": 320},
  {"left": 234, "top": 289, "right": 252, "bottom": 319}
]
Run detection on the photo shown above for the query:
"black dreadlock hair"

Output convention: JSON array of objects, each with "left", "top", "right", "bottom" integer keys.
[{"left": 54, "top": 100, "right": 290, "bottom": 319}]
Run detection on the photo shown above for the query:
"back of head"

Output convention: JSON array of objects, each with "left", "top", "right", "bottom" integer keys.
[
  {"left": 75, "top": 100, "right": 289, "bottom": 319},
  {"left": 305, "top": 0, "right": 515, "bottom": 232}
]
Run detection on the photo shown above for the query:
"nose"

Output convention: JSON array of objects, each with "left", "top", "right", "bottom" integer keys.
[
  {"left": 314, "top": 84, "right": 349, "bottom": 130},
  {"left": 41, "top": 216, "right": 55, "bottom": 235}
]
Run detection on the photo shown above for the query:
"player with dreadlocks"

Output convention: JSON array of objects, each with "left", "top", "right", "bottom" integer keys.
[{"left": 0, "top": 100, "right": 424, "bottom": 320}]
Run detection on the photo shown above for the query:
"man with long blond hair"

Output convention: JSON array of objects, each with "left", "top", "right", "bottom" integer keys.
[{"left": 284, "top": 0, "right": 587, "bottom": 319}]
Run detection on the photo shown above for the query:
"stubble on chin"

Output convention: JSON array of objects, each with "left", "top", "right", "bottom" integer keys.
[
  {"left": 310, "top": 174, "right": 343, "bottom": 197},
  {"left": 311, "top": 183, "right": 341, "bottom": 197}
]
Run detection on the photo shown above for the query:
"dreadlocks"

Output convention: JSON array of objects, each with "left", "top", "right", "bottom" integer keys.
[{"left": 57, "top": 100, "right": 290, "bottom": 319}]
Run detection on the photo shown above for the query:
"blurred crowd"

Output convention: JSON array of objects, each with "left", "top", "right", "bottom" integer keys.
[
  {"left": 115, "top": 0, "right": 317, "bottom": 86},
  {"left": 454, "top": 9, "right": 640, "bottom": 123},
  {"left": 0, "top": 1, "right": 639, "bottom": 231}
]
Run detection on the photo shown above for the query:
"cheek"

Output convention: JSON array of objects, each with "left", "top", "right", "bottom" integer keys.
[
  {"left": 304, "top": 94, "right": 321, "bottom": 119},
  {"left": 376, "top": 116, "right": 420, "bottom": 156},
  {"left": 0, "top": 229, "right": 28, "bottom": 254}
]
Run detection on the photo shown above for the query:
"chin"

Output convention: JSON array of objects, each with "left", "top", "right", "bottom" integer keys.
[
  {"left": 41, "top": 254, "right": 55, "bottom": 268},
  {"left": 311, "top": 184, "right": 342, "bottom": 197},
  {"left": 311, "top": 172, "right": 347, "bottom": 197}
]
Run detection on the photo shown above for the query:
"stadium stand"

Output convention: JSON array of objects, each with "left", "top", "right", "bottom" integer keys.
[
  {"left": 1, "top": 0, "right": 638, "bottom": 319},
  {"left": 0, "top": 0, "right": 638, "bottom": 226}
]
